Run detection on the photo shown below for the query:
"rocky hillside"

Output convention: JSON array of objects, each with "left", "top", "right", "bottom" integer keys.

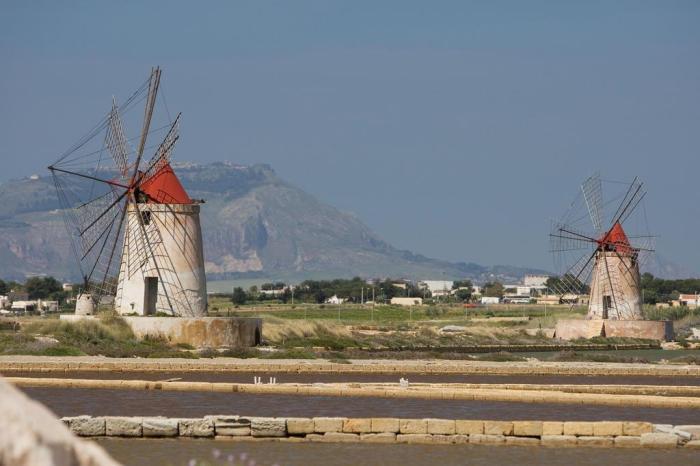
[{"left": 1, "top": 162, "right": 549, "bottom": 282}]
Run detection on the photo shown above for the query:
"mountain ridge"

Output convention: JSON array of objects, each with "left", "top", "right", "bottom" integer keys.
[{"left": 0, "top": 162, "right": 686, "bottom": 283}]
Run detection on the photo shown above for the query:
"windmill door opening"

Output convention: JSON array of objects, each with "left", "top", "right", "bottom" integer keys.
[
  {"left": 144, "top": 277, "right": 158, "bottom": 315},
  {"left": 602, "top": 295, "right": 612, "bottom": 319}
]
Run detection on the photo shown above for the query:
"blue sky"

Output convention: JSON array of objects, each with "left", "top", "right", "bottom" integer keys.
[{"left": 1, "top": 1, "right": 699, "bottom": 272}]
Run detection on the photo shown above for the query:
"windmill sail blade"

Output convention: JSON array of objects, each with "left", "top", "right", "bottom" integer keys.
[
  {"left": 104, "top": 99, "right": 131, "bottom": 178},
  {"left": 549, "top": 221, "right": 597, "bottom": 253},
  {"left": 549, "top": 248, "right": 596, "bottom": 298},
  {"left": 581, "top": 173, "right": 603, "bottom": 234},
  {"left": 140, "top": 113, "right": 180, "bottom": 184},
  {"left": 132, "top": 67, "right": 161, "bottom": 178}
]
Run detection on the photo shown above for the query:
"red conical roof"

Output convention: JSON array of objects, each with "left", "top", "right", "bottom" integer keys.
[
  {"left": 598, "top": 222, "right": 633, "bottom": 255},
  {"left": 139, "top": 163, "right": 192, "bottom": 204}
]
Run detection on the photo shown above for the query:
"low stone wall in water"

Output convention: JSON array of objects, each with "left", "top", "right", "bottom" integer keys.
[{"left": 61, "top": 415, "right": 700, "bottom": 449}]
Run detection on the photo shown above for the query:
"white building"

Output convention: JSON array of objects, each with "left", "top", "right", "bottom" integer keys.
[
  {"left": 391, "top": 297, "right": 423, "bottom": 306},
  {"left": 326, "top": 295, "right": 345, "bottom": 305},
  {"left": 480, "top": 296, "right": 500, "bottom": 305},
  {"left": 679, "top": 294, "right": 700, "bottom": 308},
  {"left": 420, "top": 280, "right": 454, "bottom": 297},
  {"left": 11, "top": 300, "right": 37, "bottom": 313}
]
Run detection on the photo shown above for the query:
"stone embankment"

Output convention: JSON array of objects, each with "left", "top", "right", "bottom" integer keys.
[
  {"left": 2, "top": 355, "right": 699, "bottom": 377},
  {"left": 61, "top": 415, "right": 700, "bottom": 449},
  {"left": 9, "top": 377, "right": 700, "bottom": 409}
]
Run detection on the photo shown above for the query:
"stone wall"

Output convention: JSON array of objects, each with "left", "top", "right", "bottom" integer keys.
[
  {"left": 61, "top": 415, "right": 700, "bottom": 449},
  {"left": 0, "top": 377, "right": 121, "bottom": 466},
  {"left": 3, "top": 355, "right": 699, "bottom": 376}
]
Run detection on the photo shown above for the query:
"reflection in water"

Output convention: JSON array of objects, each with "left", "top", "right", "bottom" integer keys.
[
  {"left": 97, "top": 438, "right": 700, "bottom": 466},
  {"left": 22, "top": 387, "right": 700, "bottom": 424}
]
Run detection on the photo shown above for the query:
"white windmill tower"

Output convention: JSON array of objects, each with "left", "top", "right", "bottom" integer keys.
[{"left": 49, "top": 68, "right": 207, "bottom": 317}]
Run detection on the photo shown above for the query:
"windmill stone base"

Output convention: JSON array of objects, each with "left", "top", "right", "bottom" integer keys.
[
  {"left": 555, "top": 319, "right": 673, "bottom": 341},
  {"left": 61, "top": 315, "right": 262, "bottom": 348}
]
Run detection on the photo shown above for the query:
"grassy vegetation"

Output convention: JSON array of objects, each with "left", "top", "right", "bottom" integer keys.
[{"left": 0, "top": 314, "right": 196, "bottom": 358}]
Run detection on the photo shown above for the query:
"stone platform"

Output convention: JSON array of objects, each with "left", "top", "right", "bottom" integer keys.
[
  {"left": 60, "top": 315, "right": 262, "bottom": 348},
  {"left": 555, "top": 319, "right": 673, "bottom": 341}
]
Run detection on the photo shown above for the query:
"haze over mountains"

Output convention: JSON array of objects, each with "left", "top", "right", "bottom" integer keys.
[{"left": 0, "top": 162, "right": 687, "bottom": 283}]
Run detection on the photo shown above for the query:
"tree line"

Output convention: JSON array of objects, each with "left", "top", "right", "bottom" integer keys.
[{"left": 0, "top": 276, "right": 74, "bottom": 302}]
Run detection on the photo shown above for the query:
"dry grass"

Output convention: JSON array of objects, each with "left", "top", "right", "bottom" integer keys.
[{"left": 261, "top": 316, "right": 351, "bottom": 343}]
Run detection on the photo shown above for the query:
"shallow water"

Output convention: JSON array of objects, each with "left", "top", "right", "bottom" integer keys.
[
  {"left": 97, "top": 438, "right": 700, "bottom": 466},
  {"left": 22, "top": 387, "right": 700, "bottom": 424},
  {"left": 7, "top": 370, "right": 700, "bottom": 386}
]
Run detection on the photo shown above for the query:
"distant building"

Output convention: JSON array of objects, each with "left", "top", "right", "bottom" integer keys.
[
  {"left": 11, "top": 300, "right": 37, "bottom": 314},
  {"left": 523, "top": 275, "right": 550, "bottom": 287},
  {"left": 391, "top": 297, "right": 423, "bottom": 306},
  {"left": 0, "top": 296, "right": 8, "bottom": 309},
  {"left": 480, "top": 296, "right": 500, "bottom": 305},
  {"left": 326, "top": 295, "right": 345, "bottom": 305},
  {"left": 420, "top": 280, "right": 453, "bottom": 297},
  {"left": 62, "top": 283, "right": 74, "bottom": 292},
  {"left": 678, "top": 294, "right": 700, "bottom": 308}
]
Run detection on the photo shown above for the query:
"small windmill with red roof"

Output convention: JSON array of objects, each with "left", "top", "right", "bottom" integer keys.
[
  {"left": 549, "top": 174, "right": 655, "bottom": 320},
  {"left": 49, "top": 68, "right": 207, "bottom": 316}
]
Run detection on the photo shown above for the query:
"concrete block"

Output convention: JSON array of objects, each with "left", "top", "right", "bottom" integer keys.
[
  {"left": 400, "top": 419, "right": 427, "bottom": 434},
  {"left": 483, "top": 421, "right": 513, "bottom": 436},
  {"left": 623, "top": 422, "right": 653, "bottom": 436},
  {"left": 673, "top": 425, "right": 700, "bottom": 440},
  {"left": 343, "top": 418, "right": 372, "bottom": 433},
  {"left": 563, "top": 422, "right": 594, "bottom": 436},
  {"left": 592, "top": 422, "right": 623, "bottom": 437},
  {"left": 542, "top": 422, "right": 564, "bottom": 436},
  {"left": 371, "top": 418, "right": 400, "bottom": 433},
  {"left": 360, "top": 433, "right": 396, "bottom": 443},
  {"left": 397, "top": 434, "right": 433, "bottom": 444},
  {"left": 287, "top": 418, "right": 314, "bottom": 435},
  {"left": 305, "top": 434, "right": 325, "bottom": 442},
  {"left": 653, "top": 424, "right": 673, "bottom": 433},
  {"left": 577, "top": 436, "right": 614, "bottom": 447},
  {"left": 67, "top": 416, "right": 106, "bottom": 437},
  {"left": 178, "top": 418, "right": 214, "bottom": 437},
  {"left": 513, "top": 421, "right": 543, "bottom": 437},
  {"left": 251, "top": 417, "right": 286, "bottom": 437},
  {"left": 506, "top": 436, "right": 540, "bottom": 446},
  {"left": 640, "top": 433, "right": 679, "bottom": 448},
  {"left": 469, "top": 434, "right": 505, "bottom": 444},
  {"left": 206, "top": 416, "right": 251, "bottom": 436},
  {"left": 426, "top": 419, "right": 456, "bottom": 435},
  {"left": 541, "top": 435, "right": 578, "bottom": 447},
  {"left": 430, "top": 435, "right": 455, "bottom": 444},
  {"left": 685, "top": 440, "right": 700, "bottom": 449},
  {"left": 614, "top": 436, "right": 641, "bottom": 447},
  {"left": 456, "top": 420, "right": 483, "bottom": 435},
  {"left": 142, "top": 417, "right": 178, "bottom": 437},
  {"left": 453, "top": 434, "right": 469, "bottom": 444},
  {"left": 105, "top": 417, "right": 142, "bottom": 437},
  {"left": 313, "top": 417, "right": 345, "bottom": 433},
  {"left": 322, "top": 432, "right": 359, "bottom": 443}
]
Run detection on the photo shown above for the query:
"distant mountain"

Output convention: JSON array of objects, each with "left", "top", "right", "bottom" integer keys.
[{"left": 1, "top": 161, "right": 676, "bottom": 284}]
